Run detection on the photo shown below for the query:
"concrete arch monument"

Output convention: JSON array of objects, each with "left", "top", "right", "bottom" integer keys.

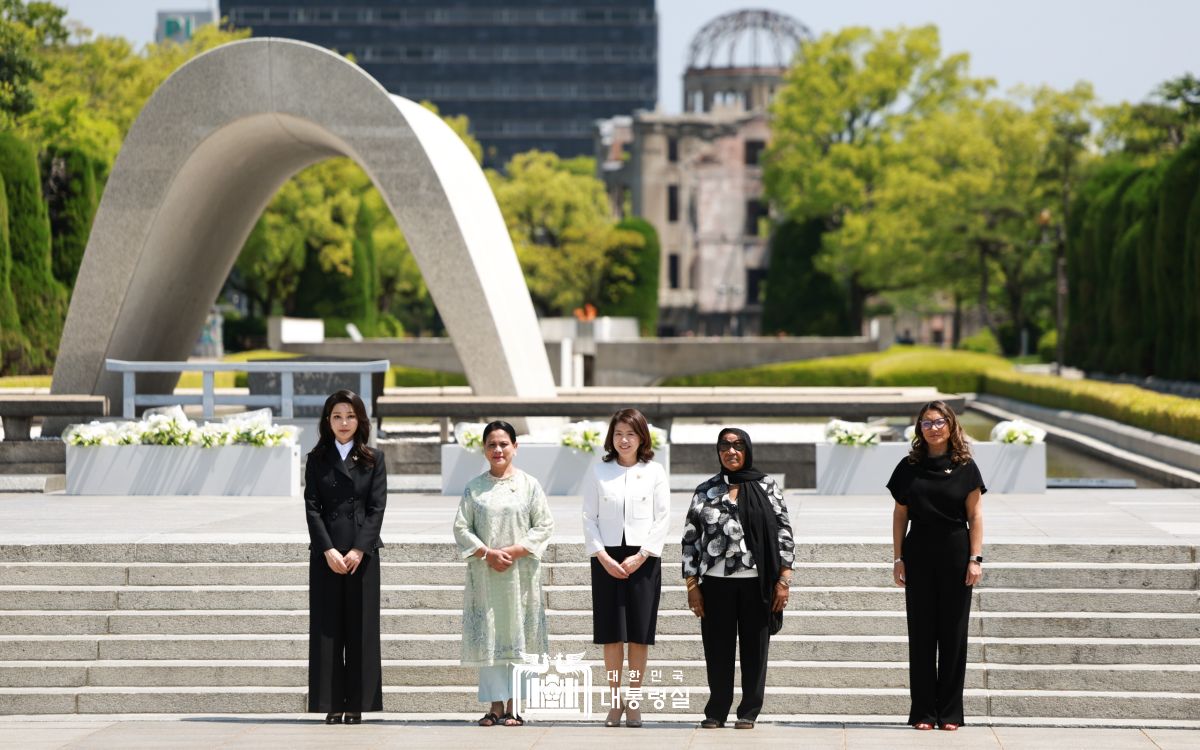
[{"left": 52, "top": 38, "right": 556, "bottom": 412}]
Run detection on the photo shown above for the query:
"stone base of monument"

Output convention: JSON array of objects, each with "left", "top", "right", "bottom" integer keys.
[
  {"left": 816, "top": 442, "right": 1046, "bottom": 495},
  {"left": 65, "top": 444, "right": 301, "bottom": 496},
  {"left": 441, "top": 444, "right": 671, "bottom": 496}
]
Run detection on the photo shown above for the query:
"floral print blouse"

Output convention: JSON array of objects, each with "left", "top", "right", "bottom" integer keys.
[{"left": 681, "top": 473, "right": 795, "bottom": 580}]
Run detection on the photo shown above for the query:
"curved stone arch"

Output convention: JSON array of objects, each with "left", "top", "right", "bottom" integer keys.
[{"left": 52, "top": 38, "right": 556, "bottom": 412}]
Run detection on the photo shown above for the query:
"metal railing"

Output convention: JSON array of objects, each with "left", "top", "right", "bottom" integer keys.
[{"left": 105, "top": 359, "right": 391, "bottom": 419}]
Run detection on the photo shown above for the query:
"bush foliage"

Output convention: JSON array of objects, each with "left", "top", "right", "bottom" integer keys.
[
  {"left": 665, "top": 346, "right": 1200, "bottom": 443},
  {"left": 0, "top": 132, "right": 67, "bottom": 374}
]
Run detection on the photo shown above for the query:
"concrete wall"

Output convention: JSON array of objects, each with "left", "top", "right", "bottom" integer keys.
[{"left": 284, "top": 336, "right": 880, "bottom": 386}]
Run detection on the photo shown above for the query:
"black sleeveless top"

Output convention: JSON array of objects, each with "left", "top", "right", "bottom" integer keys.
[{"left": 886, "top": 453, "right": 986, "bottom": 527}]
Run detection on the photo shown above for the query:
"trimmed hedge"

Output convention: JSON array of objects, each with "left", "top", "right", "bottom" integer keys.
[
  {"left": 867, "top": 349, "right": 1010, "bottom": 395},
  {"left": 0, "top": 133, "right": 68, "bottom": 374},
  {"left": 662, "top": 347, "right": 1011, "bottom": 393},
  {"left": 41, "top": 145, "right": 99, "bottom": 289},
  {"left": 984, "top": 369, "right": 1200, "bottom": 444},
  {"left": 607, "top": 217, "right": 660, "bottom": 336},
  {"left": 0, "top": 171, "right": 28, "bottom": 374},
  {"left": 662, "top": 350, "right": 885, "bottom": 387},
  {"left": 389, "top": 366, "right": 467, "bottom": 388},
  {"left": 664, "top": 347, "right": 1200, "bottom": 444}
]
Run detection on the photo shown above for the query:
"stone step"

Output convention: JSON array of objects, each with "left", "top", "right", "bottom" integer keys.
[
  {"left": 3, "top": 561, "right": 1194, "bottom": 590},
  {"left": 0, "top": 685, "right": 1197, "bottom": 720},
  {"left": 2, "top": 609, "right": 1197, "bottom": 639},
  {"left": 0, "top": 542, "right": 1193, "bottom": 565},
  {"left": 2, "top": 585, "right": 1196, "bottom": 615},
  {"left": 4, "top": 634, "right": 1199, "bottom": 665},
  {"left": 3, "top": 659, "right": 1197, "bottom": 693}
]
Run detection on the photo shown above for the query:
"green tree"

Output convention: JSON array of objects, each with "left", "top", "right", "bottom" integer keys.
[
  {"left": 490, "top": 151, "right": 642, "bottom": 316},
  {"left": 760, "top": 218, "right": 851, "bottom": 336},
  {"left": 606, "top": 217, "right": 660, "bottom": 335},
  {"left": 0, "top": 0, "right": 68, "bottom": 46},
  {"left": 17, "top": 23, "right": 251, "bottom": 163},
  {"left": 40, "top": 143, "right": 97, "bottom": 288},
  {"left": 0, "top": 131, "right": 66, "bottom": 373},
  {"left": 254, "top": 158, "right": 362, "bottom": 321},
  {"left": 0, "top": 12, "right": 41, "bottom": 125},
  {"left": 1151, "top": 138, "right": 1200, "bottom": 377},
  {"left": 765, "top": 25, "right": 986, "bottom": 330},
  {"left": 0, "top": 171, "right": 28, "bottom": 372}
]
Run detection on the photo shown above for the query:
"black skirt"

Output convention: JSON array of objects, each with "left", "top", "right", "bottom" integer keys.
[{"left": 590, "top": 543, "right": 662, "bottom": 645}]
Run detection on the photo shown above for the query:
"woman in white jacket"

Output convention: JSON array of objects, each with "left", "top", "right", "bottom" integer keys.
[{"left": 582, "top": 408, "right": 671, "bottom": 728}]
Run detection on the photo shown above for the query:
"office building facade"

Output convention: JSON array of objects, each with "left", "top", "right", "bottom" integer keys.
[{"left": 219, "top": 1, "right": 657, "bottom": 166}]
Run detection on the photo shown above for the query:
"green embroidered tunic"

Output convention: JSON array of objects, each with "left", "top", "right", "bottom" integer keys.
[{"left": 452, "top": 469, "right": 555, "bottom": 667}]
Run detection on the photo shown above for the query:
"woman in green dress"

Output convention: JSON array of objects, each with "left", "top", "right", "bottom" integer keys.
[{"left": 452, "top": 420, "right": 555, "bottom": 727}]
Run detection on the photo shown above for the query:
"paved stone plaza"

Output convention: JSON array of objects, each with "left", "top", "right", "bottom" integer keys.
[
  {"left": 1, "top": 719, "right": 1198, "bottom": 749},
  {"left": 0, "top": 487, "right": 1197, "bottom": 746},
  {"left": 0, "top": 486, "right": 1196, "bottom": 546}
]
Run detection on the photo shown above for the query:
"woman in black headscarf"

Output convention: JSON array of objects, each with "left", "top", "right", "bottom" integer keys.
[{"left": 681, "top": 428, "right": 795, "bottom": 729}]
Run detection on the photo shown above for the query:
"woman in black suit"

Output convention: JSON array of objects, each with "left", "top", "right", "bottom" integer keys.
[{"left": 304, "top": 389, "right": 388, "bottom": 724}]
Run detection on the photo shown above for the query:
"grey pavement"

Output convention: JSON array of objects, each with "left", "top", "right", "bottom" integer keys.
[
  {"left": 0, "top": 487, "right": 1198, "bottom": 546},
  {"left": 0, "top": 719, "right": 1198, "bottom": 749}
]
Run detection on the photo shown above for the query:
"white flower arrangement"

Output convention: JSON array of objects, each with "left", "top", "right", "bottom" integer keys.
[
  {"left": 453, "top": 422, "right": 486, "bottom": 452},
  {"left": 64, "top": 406, "right": 296, "bottom": 448},
  {"left": 903, "top": 424, "right": 917, "bottom": 443},
  {"left": 824, "top": 419, "right": 881, "bottom": 447},
  {"left": 990, "top": 419, "right": 1046, "bottom": 445},
  {"left": 561, "top": 420, "right": 607, "bottom": 454}
]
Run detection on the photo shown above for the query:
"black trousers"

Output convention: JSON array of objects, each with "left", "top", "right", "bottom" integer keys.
[
  {"left": 308, "top": 550, "right": 383, "bottom": 713},
  {"left": 903, "top": 525, "right": 972, "bottom": 726},
  {"left": 699, "top": 575, "right": 771, "bottom": 722}
]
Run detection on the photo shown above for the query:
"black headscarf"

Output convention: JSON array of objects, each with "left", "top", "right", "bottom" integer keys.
[{"left": 717, "top": 427, "right": 783, "bottom": 635}]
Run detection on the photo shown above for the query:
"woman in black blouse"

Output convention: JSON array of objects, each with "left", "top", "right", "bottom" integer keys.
[
  {"left": 682, "top": 428, "right": 794, "bottom": 729},
  {"left": 887, "top": 401, "right": 985, "bottom": 732}
]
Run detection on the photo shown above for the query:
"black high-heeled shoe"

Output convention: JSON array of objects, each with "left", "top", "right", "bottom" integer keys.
[
  {"left": 344, "top": 712, "right": 362, "bottom": 725},
  {"left": 324, "top": 712, "right": 343, "bottom": 724}
]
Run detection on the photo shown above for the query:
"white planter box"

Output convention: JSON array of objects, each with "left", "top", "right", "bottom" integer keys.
[
  {"left": 65, "top": 444, "right": 301, "bottom": 496},
  {"left": 441, "top": 444, "right": 670, "bottom": 497},
  {"left": 816, "top": 442, "right": 1046, "bottom": 495}
]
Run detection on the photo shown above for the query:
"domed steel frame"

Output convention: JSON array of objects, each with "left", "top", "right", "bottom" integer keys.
[{"left": 687, "top": 9, "right": 812, "bottom": 70}]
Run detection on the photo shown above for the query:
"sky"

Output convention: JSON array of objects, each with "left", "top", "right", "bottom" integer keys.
[{"left": 58, "top": 0, "right": 1197, "bottom": 111}]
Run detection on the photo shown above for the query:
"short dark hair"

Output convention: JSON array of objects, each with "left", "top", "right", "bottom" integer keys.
[
  {"left": 482, "top": 420, "right": 517, "bottom": 444},
  {"left": 602, "top": 408, "right": 655, "bottom": 463}
]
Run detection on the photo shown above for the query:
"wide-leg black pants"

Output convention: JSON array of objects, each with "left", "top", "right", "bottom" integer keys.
[
  {"left": 903, "top": 524, "right": 972, "bottom": 726},
  {"left": 308, "top": 550, "right": 383, "bottom": 713},
  {"left": 698, "top": 575, "right": 771, "bottom": 722}
]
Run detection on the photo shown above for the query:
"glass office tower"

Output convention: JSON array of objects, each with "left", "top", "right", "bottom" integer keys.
[{"left": 219, "top": 1, "right": 658, "bottom": 167}]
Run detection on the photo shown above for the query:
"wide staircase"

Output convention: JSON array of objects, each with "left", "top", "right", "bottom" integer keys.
[{"left": 0, "top": 540, "right": 1197, "bottom": 724}]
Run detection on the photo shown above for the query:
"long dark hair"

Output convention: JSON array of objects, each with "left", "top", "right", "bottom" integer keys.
[
  {"left": 310, "top": 389, "right": 376, "bottom": 467},
  {"left": 907, "top": 400, "right": 971, "bottom": 465},
  {"left": 602, "top": 408, "right": 654, "bottom": 463}
]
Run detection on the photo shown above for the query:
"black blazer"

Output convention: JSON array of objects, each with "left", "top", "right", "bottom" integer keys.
[{"left": 304, "top": 443, "right": 387, "bottom": 553}]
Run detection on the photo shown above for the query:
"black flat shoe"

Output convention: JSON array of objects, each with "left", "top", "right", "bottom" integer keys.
[
  {"left": 700, "top": 718, "right": 724, "bottom": 728},
  {"left": 734, "top": 719, "right": 755, "bottom": 729},
  {"left": 324, "top": 713, "right": 342, "bottom": 724},
  {"left": 344, "top": 713, "right": 362, "bottom": 725}
]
